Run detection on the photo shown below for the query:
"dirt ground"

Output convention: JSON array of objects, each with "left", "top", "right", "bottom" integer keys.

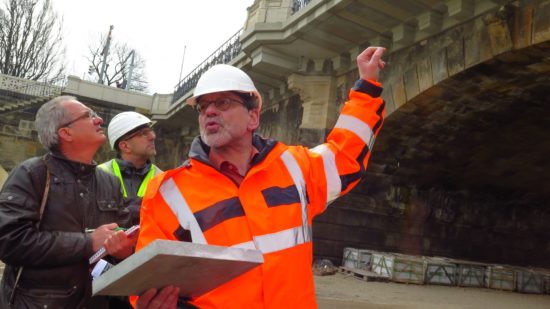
[
  {"left": 315, "top": 272, "right": 550, "bottom": 309},
  {"left": 2, "top": 262, "right": 549, "bottom": 308}
]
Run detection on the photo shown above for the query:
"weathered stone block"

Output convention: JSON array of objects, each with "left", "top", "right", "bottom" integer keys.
[
  {"left": 447, "top": 0, "right": 475, "bottom": 20},
  {"left": 512, "top": 6, "right": 534, "bottom": 49},
  {"left": 447, "top": 39, "right": 465, "bottom": 77},
  {"left": 418, "top": 10, "right": 443, "bottom": 34},
  {"left": 332, "top": 53, "right": 351, "bottom": 72},
  {"left": 487, "top": 18, "right": 513, "bottom": 55},
  {"left": 533, "top": 0, "right": 550, "bottom": 43},
  {"left": 464, "top": 22, "right": 482, "bottom": 68},
  {"left": 431, "top": 49, "right": 448, "bottom": 84},
  {"left": 392, "top": 23, "right": 416, "bottom": 46},
  {"left": 404, "top": 67, "right": 420, "bottom": 101},
  {"left": 288, "top": 74, "right": 335, "bottom": 130},
  {"left": 381, "top": 85, "right": 396, "bottom": 116},
  {"left": 478, "top": 19, "right": 495, "bottom": 63},
  {"left": 391, "top": 78, "right": 407, "bottom": 109},
  {"left": 417, "top": 57, "right": 434, "bottom": 93}
]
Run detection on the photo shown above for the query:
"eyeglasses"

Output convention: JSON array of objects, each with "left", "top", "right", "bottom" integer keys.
[
  {"left": 59, "top": 109, "right": 99, "bottom": 128},
  {"left": 122, "top": 127, "right": 155, "bottom": 141},
  {"left": 195, "top": 97, "right": 246, "bottom": 113}
]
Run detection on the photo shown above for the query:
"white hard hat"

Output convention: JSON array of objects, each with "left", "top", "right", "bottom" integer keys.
[
  {"left": 107, "top": 111, "right": 151, "bottom": 149},
  {"left": 187, "top": 64, "right": 262, "bottom": 110}
]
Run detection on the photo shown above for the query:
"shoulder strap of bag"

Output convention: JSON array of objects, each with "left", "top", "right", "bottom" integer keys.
[
  {"left": 8, "top": 159, "right": 51, "bottom": 305},
  {"left": 36, "top": 166, "right": 51, "bottom": 227}
]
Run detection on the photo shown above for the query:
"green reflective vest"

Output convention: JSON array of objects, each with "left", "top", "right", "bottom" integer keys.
[{"left": 98, "top": 159, "right": 159, "bottom": 198}]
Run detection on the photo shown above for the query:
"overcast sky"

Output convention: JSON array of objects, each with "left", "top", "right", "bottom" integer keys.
[{"left": 51, "top": 0, "right": 254, "bottom": 94}]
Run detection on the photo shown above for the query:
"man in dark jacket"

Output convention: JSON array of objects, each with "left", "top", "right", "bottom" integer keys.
[{"left": 0, "top": 96, "right": 138, "bottom": 308}]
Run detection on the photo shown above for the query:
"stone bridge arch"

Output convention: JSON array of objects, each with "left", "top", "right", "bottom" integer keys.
[
  {"left": 312, "top": 2, "right": 550, "bottom": 267},
  {"left": 152, "top": 0, "right": 550, "bottom": 267}
]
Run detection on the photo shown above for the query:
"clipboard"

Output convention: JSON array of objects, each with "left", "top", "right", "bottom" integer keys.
[
  {"left": 89, "top": 225, "right": 140, "bottom": 264},
  {"left": 92, "top": 239, "right": 263, "bottom": 297}
]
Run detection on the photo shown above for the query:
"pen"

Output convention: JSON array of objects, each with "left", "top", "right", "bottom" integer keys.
[{"left": 84, "top": 227, "right": 127, "bottom": 233}]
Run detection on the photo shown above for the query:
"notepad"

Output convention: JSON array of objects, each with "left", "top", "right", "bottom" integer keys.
[{"left": 89, "top": 225, "right": 140, "bottom": 264}]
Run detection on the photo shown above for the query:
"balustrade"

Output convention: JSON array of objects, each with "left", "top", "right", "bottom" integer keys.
[
  {"left": 172, "top": 29, "right": 243, "bottom": 104},
  {"left": 0, "top": 74, "right": 65, "bottom": 100}
]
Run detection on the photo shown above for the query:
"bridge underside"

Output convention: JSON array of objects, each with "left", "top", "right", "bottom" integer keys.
[
  {"left": 314, "top": 42, "right": 550, "bottom": 267},
  {"left": 379, "top": 42, "right": 550, "bottom": 204},
  {"left": 150, "top": 0, "right": 550, "bottom": 267}
]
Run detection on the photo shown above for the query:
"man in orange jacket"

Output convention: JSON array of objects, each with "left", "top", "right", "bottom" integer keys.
[{"left": 135, "top": 46, "right": 387, "bottom": 308}]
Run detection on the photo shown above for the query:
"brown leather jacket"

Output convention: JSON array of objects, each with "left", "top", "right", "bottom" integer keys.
[{"left": 0, "top": 153, "right": 130, "bottom": 308}]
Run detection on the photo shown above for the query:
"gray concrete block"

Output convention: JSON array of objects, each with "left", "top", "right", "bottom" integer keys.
[{"left": 92, "top": 240, "right": 263, "bottom": 297}]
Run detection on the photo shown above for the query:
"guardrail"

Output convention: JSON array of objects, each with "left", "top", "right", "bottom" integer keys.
[{"left": 172, "top": 28, "right": 243, "bottom": 104}]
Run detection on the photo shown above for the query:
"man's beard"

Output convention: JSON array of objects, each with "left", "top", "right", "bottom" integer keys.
[{"left": 200, "top": 129, "right": 232, "bottom": 148}]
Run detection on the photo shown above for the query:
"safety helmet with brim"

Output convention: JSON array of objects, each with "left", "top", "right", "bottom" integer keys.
[
  {"left": 187, "top": 64, "right": 262, "bottom": 110},
  {"left": 107, "top": 111, "right": 152, "bottom": 149}
]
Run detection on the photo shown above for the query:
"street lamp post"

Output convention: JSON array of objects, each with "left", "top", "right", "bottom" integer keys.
[
  {"left": 125, "top": 50, "right": 135, "bottom": 90},
  {"left": 98, "top": 25, "right": 114, "bottom": 85}
]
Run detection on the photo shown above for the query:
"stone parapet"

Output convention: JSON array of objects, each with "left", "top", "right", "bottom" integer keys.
[{"left": 64, "top": 76, "right": 155, "bottom": 110}]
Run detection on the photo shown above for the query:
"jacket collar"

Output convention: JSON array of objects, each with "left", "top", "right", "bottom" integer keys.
[{"left": 47, "top": 151, "right": 97, "bottom": 177}]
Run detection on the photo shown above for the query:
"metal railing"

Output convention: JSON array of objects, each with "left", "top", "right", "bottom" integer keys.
[
  {"left": 172, "top": 29, "right": 243, "bottom": 104},
  {"left": 291, "top": 0, "right": 312, "bottom": 14},
  {"left": 0, "top": 74, "right": 66, "bottom": 101}
]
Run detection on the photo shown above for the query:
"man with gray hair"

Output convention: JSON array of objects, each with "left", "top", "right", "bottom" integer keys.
[{"left": 0, "top": 96, "right": 140, "bottom": 308}]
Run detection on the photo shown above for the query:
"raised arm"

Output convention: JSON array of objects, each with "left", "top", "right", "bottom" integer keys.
[{"left": 301, "top": 46, "right": 387, "bottom": 216}]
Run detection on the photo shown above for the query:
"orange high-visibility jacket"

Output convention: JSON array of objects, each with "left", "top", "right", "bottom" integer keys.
[{"left": 136, "top": 80, "right": 385, "bottom": 308}]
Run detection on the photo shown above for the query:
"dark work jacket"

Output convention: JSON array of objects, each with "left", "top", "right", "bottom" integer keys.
[
  {"left": 115, "top": 158, "right": 159, "bottom": 199},
  {"left": 0, "top": 152, "right": 130, "bottom": 309},
  {"left": 99, "top": 158, "right": 162, "bottom": 225}
]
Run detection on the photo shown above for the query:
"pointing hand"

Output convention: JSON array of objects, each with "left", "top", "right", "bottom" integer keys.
[{"left": 356, "top": 46, "right": 386, "bottom": 82}]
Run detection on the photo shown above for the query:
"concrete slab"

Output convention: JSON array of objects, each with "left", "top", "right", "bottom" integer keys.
[{"left": 92, "top": 240, "right": 263, "bottom": 297}]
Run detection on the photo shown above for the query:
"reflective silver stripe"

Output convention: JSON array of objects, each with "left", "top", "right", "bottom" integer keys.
[
  {"left": 335, "top": 114, "right": 375, "bottom": 150},
  {"left": 159, "top": 178, "right": 207, "bottom": 244},
  {"left": 158, "top": 151, "right": 313, "bottom": 254},
  {"left": 231, "top": 240, "right": 257, "bottom": 250},
  {"left": 280, "top": 151, "right": 309, "bottom": 230},
  {"left": 253, "top": 225, "right": 312, "bottom": 254},
  {"left": 311, "top": 144, "right": 341, "bottom": 207}
]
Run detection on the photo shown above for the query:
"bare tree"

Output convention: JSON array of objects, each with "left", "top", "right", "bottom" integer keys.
[
  {"left": 87, "top": 36, "right": 149, "bottom": 93},
  {"left": 0, "top": 0, "right": 65, "bottom": 81}
]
